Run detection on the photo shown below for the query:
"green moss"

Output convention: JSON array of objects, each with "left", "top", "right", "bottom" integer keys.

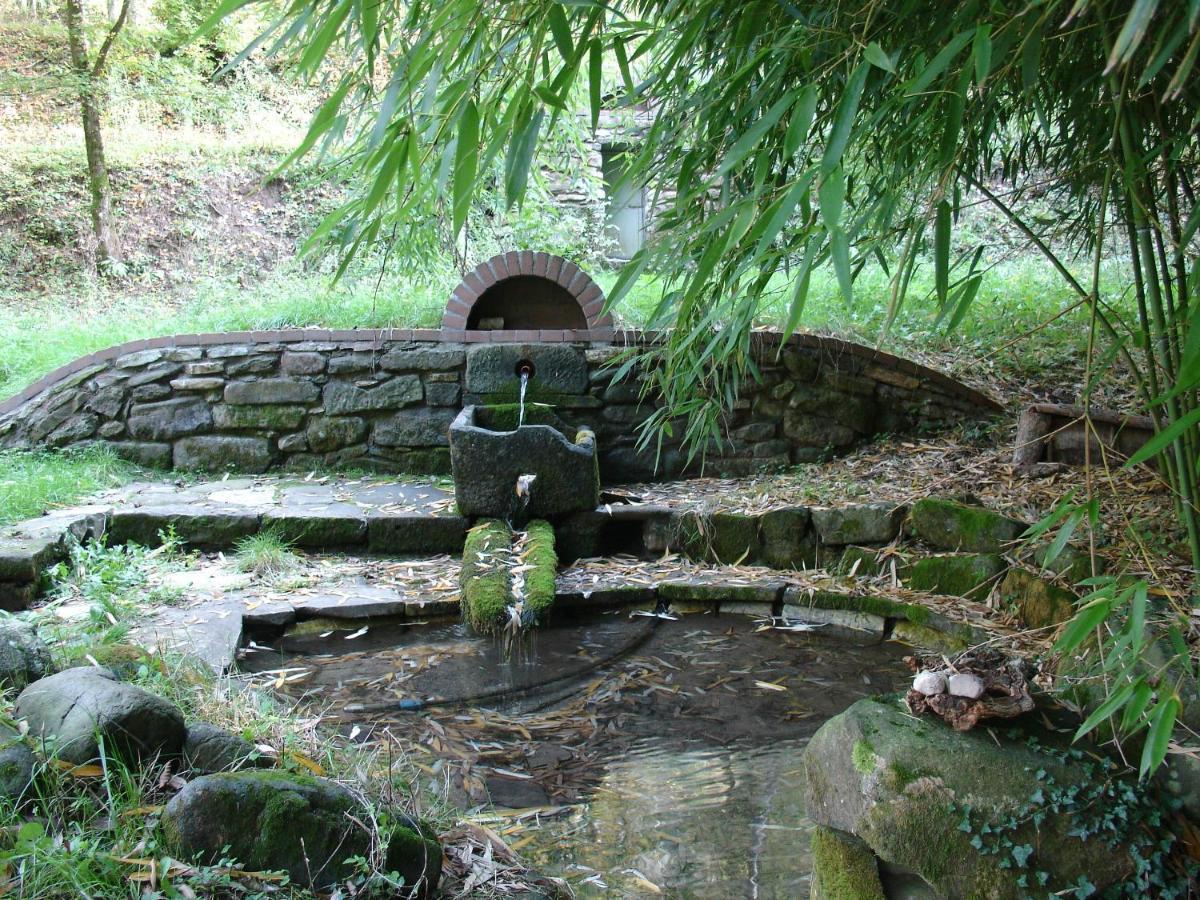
[
  {"left": 891, "top": 620, "right": 969, "bottom": 653},
  {"left": 810, "top": 826, "right": 885, "bottom": 900},
  {"left": 908, "top": 498, "right": 1026, "bottom": 553},
  {"left": 851, "top": 740, "right": 877, "bottom": 775},
  {"left": 215, "top": 404, "right": 305, "bottom": 431},
  {"left": 460, "top": 519, "right": 514, "bottom": 634},
  {"left": 907, "top": 553, "right": 1006, "bottom": 598},
  {"left": 60, "top": 641, "right": 161, "bottom": 679},
  {"left": 520, "top": 519, "right": 557, "bottom": 622},
  {"left": 999, "top": 568, "right": 1076, "bottom": 630},
  {"left": 474, "top": 402, "right": 561, "bottom": 431}
]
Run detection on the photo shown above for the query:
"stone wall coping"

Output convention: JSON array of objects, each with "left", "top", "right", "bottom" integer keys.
[{"left": 0, "top": 327, "right": 1001, "bottom": 419}]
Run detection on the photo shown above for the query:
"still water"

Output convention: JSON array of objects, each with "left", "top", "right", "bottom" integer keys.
[{"left": 242, "top": 612, "right": 911, "bottom": 898}]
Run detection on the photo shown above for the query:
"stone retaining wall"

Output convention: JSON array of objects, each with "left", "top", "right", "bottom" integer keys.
[{"left": 0, "top": 330, "right": 1000, "bottom": 481}]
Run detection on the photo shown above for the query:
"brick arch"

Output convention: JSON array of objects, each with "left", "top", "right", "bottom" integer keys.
[{"left": 442, "top": 251, "right": 612, "bottom": 333}]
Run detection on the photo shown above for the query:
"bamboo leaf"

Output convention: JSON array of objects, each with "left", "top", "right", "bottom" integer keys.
[
  {"left": 1107, "top": 0, "right": 1160, "bottom": 72},
  {"left": 716, "top": 89, "right": 798, "bottom": 177},
  {"left": 1140, "top": 694, "right": 1179, "bottom": 778},
  {"left": 1054, "top": 595, "right": 1115, "bottom": 655},
  {"left": 818, "top": 167, "right": 844, "bottom": 230},
  {"left": 1121, "top": 681, "right": 1154, "bottom": 731},
  {"left": 1075, "top": 679, "right": 1137, "bottom": 740},
  {"left": 1125, "top": 404, "right": 1200, "bottom": 468},
  {"left": 865, "top": 41, "right": 895, "bottom": 74},
  {"left": 589, "top": 38, "right": 603, "bottom": 131},
  {"left": 547, "top": 4, "right": 574, "bottom": 62},
  {"left": 821, "top": 60, "right": 868, "bottom": 174},
  {"left": 830, "top": 228, "right": 853, "bottom": 307},
  {"left": 783, "top": 85, "right": 817, "bottom": 158},
  {"left": 781, "top": 236, "right": 820, "bottom": 339},
  {"left": 905, "top": 30, "right": 973, "bottom": 95},
  {"left": 934, "top": 199, "right": 951, "bottom": 307},
  {"left": 505, "top": 106, "right": 544, "bottom": 208},
  {"left": 973, "top": 24, "right": 992, "bottom": 85},
  {"left": 452, "top": 99, "right": 478, "bottom": 236}
]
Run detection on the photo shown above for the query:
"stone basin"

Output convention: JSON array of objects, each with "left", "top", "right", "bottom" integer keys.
[{"left": 448, "top": 404, "right": 599, "bottom": 519}]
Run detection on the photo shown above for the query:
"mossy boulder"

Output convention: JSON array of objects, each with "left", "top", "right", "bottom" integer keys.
[
  {"left": 838, "top": 546, "right": 910, "bottom": 580},
  {"left": 810, "top": 826, "right": 885, "bottom": 900},
  {"left": 0, "top": 618, "right": 53, "bottom": 689},
  {"left": 61, "top": 642, "right": 161, "bottom": 680},
  {"left": 999, "top": 568, "right": 1076, "bottom": 630},
  {"left": 906, "top": 553, "right": 1006, "bottom": 599},
  {"left": 160, "top": 770, "right": 441, "bottom": 895},
  {"left": 803, "top": 697, "right": 1133, "bottom": 898},
  {"left": 908, "top": 498, "right": 1026, "bottom": 552}
]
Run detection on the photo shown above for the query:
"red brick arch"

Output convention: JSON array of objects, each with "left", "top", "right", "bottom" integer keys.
[{"left": 442, "top": 252, "right": 612, "bottom": 333}]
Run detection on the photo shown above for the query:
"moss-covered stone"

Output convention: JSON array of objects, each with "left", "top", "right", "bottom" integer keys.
[
  {"left": 812, "top": 503, "right": 906, "bottom": 546},
  {"left": 786, "top": 587, "right": 932, "bottom": 625},
  {"left": 759, "top": 506, "right": 815, "bottom": 568},
  {"left": 160, "top": 770, "right": 440, "bottom": 895},
  {"left": 1031, "top": 542, "right": 1099, "bottom": 583},
  {"left": 60, "top": 642, "right": 161, "bottom": 679},
  {"left": 999, "top": 568, "right": 1076, "bottom": 630},
  {"left": 810, "top": 826, "right": 885, "bottom": 900},
  {"left": 474, "top": 402, "right": 562, "bottom": 431},
  {"left": 460, "top": 519, "right": 514, "bottom": 634},
  {"left": 708, "top": 512, "right": 762, "bottom": 564},
  {"left": 838, "top": 546, "right": 911, "bottom": 580},
  {"left": 660, "top": 580, "right": 784, "bottom": 606},
  {"left": 890, "top": 620, "right": 969, "bottom": 653},
  {"left": 908, "top": 498, "right": 1026, "bottom": 552},
  {"left": 212, "top": 404, "right": 306, "bottom": 432},
  {"left": 906, "top": 553, "right": 1006, "bottom": 599},
  {"left": 520, "top": 519, "right": 557, "bottom": 623},
  {"left": 803, "top": 697, "right": 1134, "bottom": 898}
]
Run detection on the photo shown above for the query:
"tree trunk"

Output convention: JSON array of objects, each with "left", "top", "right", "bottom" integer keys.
[{"left": 63, "top": 0, "right": 121, "bottom": 268}]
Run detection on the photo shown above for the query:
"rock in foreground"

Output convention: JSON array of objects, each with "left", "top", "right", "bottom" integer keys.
[
  {"left": 161, "top": 771, "right": 441, "bottom": 895},
  {"left": 0, "top": 618, "right": 53, "bottom": 689},
  {"left": 803, "top": 696, "right": 1134, "bottom": 898},
  {"left": 15, "top": 667, "right": 185, "bottom": 764}
]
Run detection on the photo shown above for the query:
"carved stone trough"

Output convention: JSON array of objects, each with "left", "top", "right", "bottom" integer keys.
[{"left": 448, "top": 404, "right": 599, "bottom": 520}]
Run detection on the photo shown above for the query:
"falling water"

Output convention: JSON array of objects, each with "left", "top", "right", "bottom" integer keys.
[{"left": 518, "top": 369, "right": 530, "bottom": 427}]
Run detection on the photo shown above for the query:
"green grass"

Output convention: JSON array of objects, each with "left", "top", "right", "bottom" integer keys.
[
  {"left": 0, "top": 446, "right": 144, "bottom": 526},
  {"left": 234, "top": 527, "right": 299, "bottom": 577}
]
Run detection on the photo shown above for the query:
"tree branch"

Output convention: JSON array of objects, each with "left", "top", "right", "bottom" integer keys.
[{"left": 91, "top": 0, "right": 130, "bottom": 79}]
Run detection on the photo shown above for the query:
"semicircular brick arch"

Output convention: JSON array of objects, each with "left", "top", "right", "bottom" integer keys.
[{"left": 442, "top": 251, "right": 612, "bottom": 333}]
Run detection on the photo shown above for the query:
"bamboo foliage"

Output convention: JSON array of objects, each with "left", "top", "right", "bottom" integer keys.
[{"left": 206, "top": 0, "right": 1199, "bottom": 562}]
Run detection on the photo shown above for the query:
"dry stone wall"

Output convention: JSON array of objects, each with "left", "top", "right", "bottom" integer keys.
[{"left": 0, "top": 330, "right": 1000, "bottom": 481}]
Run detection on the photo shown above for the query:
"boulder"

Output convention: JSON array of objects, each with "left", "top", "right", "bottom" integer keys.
[
  {"left": 0, "top": 723, "right": 36, "bottom": 804},
  {"left": 0, "top": 618, "right": 53, "bottom": 689},
  {"left": 803, "top": 697, "right": 1133, "bottom": 898},
  {"left": 811, "top": 503, "right": 907, "bottom": 546},
  {"left": 160, "top": 771, "right": 441, "bottom": 894},
  {"left": 182, "top": 722, "right": 270, "bottom": 774},
  {"left": 908, "top": 498, "right": 1026, "bottom": 552},
  {"left": 15, "top": 667, "right": 185, "bottom": 764}
]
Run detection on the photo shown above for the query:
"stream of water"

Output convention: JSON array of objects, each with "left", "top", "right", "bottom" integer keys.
[{"left": 241, "top": 612, "right": 912, "bottom": 898}]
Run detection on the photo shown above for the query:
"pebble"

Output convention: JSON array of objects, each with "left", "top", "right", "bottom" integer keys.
[
  {"left": 912, "top": 670, "right": 947, "bottom": 696},
  {"left": 948, "top": 673, "right": 985, "bottom": 699}
]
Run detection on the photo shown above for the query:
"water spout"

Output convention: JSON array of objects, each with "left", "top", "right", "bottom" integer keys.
[{"left": 518, "top": 369, "right": 530, "bottom": 427}]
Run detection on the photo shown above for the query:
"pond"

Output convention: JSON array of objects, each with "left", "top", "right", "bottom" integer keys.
[{"left": 241, "top": 611, "right": 912, "bottom": 898}]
